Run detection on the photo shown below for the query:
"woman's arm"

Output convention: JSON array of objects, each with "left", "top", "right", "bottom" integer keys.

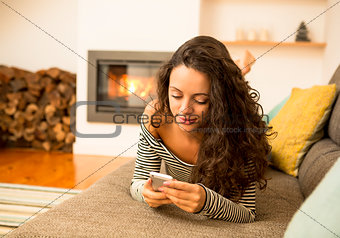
[
  {"left": 130, "top": 130, "right": 162, "bottom": 202},
  {"left": 196, "top": 159, "right": 256, "bottom": 222},
  {"left": 161, "top": 160, "right": 256, "bottom": 223},
  {"left": 130, "top": 101, "right": 172, "bottom": 207},
  {"left": 195, "top": 181, "right": 256, "bottom": 223}
]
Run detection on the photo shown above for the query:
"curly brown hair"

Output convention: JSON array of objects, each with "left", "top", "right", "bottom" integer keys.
[{"left": 153, "top": 36, "right": 272, "bottom": 202}]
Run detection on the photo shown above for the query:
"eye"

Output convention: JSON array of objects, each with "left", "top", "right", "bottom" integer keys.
[
  {"left": 195, "top": 100, "right": 208, "bottom": 105},
  {"left": 171, "top": 95, "right": 182, "bottom": 99}
]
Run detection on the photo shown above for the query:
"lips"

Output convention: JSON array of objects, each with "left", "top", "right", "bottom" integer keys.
[{"left": 178, "top": 116, "right": 198, "bottom": 125}]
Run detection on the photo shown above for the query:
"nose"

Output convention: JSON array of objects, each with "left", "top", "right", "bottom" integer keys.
[{"left": 179, "top": 99, "right": 194, "bottom": 115}]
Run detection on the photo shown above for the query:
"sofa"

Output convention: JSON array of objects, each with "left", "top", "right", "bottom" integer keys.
[{"left": 8, "top": 65, "right": 340, "bottom": 238}]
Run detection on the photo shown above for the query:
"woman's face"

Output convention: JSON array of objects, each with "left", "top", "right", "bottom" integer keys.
[{"left": 168, "top": 64, "right": 210, "bottom": 132}]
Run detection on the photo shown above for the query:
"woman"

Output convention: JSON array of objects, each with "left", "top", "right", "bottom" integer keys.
[{"left": 130, "top": 36, "right": 271, "bottom": 223}]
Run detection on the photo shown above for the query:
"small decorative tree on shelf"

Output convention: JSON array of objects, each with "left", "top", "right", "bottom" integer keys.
[{"left": 296, "top": 21, "right": 311, "bottom": 42}]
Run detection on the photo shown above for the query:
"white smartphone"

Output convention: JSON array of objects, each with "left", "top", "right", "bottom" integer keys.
[{"left": 149, "top": 171, "right": 173, "bottom": 191}]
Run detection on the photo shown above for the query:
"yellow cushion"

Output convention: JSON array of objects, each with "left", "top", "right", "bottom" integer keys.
[{"left": 269, "top": 84, "right": 337, "bottom": 177}]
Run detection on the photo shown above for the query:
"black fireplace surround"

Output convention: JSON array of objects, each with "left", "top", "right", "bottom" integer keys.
[{"left": 87, "top": 50, "right": 172, "bottom": 124}]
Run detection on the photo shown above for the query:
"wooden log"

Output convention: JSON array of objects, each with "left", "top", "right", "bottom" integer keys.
[
  {"left": 0, "top": 66, "right": 15, "bottom": 83},
  {"left": 69, "top": 94, "right": 76, "bottom": 106},
  {"left": 38, "top": 92, "right": 49, "bottom": 107},
  {"left": 38, "top": 121, "right": 48, "bottom": 131},
  {"left": 45, "top": 104, "right": 55, "bottom": 114},
  {"left": 25, "top": 72, "right": 40, "bottom": 85},
  {"left": 45, "top": 104, "right": 60, "bottom": 125},
  {"left": 1, "top": 66, "right": 76, "bottom": 152},
  {"left": 23, "top": 91, "right": 37, "bottom": 103},
  {"left": 12, "top": 67, "right": 30, "bottom": 80},
  {"left": 36, "top": 69, "right": 46, "bottom": 76},
  {"left": 4, "top": 101, "right": 17, "bottom": 115},
  {"left": 46, "top": 115, "right": 60, "bottom": 126},
  {"left": 63, "top": 123, "right": 70, "bottom": 133},
  {"left": 52, "top": 142, "right": 65, "bottom": 151},
  {"left": 59, "top": 71, "right": 76, "bottom": 86},
  {"left": 35, "top": 121, "right": 48, "bottom": 141},
  {"left": 40, "top": 76, "right": 56, "bottom": 93},
  {"left": 46, "top": 68, "right": 60, "bottom": 79},
  {"left": 47, "top": 125, "right": 56, "bottom": 140},
  {"left": 32, "top": 140, "right": 43, "bottom": 149},
  {"left": 23, "top": 127, "right": 35, "bottom": 142},
  {"left": 27, "top": 84, "right": 42, "bottom": 97},
  {"left": 6, "top": 92, "right": 21, "bottom": 101},
  {"left": 0, "top": 102, "right": 6, "bottom": 111},
  {"left": 53, "top": 123, "right": 66, "bottom": 142},
  {"left": 57, "top": 82, "right": 73, "bottom": 101},
  {"left": 7, "top": 92, "right": 26, "bottom": 110},
  {"left": 10, "top": 78, "right": 27, "bottom": 92},
  {"left": 25, "top": 73, "right": 42, "bottom": 97},
  {"left": 14, "top": 111, "right": 25, "bottom": 125},
  {"left": 8, "top": 121, "right": 24, "bottom": 140},
  {"left": 24, "top": 103, "right": 39, "bottom": 121},
  {"left": 48, "top": 89, "right": 67, "bottom": 110},
  {"left": 32, "top": 105, "right": 44, "bottom": 124},
  {"left": 62, "top": 116, "right": 70, "bottom": 125},
  {"left": 67, "top": 95, "right": 76, "bottom": 115},
  {"left": 0, "top": 84, "right": 10, "bottom": 102},
  {"left": 42, "top": 141, "right": 51, "bottom": 151},
  {"left": 65, "top": 132, "right": 75, "bottom": 144},
  {"left": 61, "top": 144, "right": 72, "bottom": 153},
  {"left": 0, "top": 114, "right": 12, "bottom": 130}
]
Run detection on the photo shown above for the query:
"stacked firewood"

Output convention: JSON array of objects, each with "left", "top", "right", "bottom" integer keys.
[{"left": 0, "top": 66, "right": 76, "bottom": 152}]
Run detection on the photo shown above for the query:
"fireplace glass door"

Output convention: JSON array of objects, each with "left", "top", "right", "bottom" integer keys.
[
  {"left": 97, "top": 60, "right": 159, "bottom": 113},
  {"left": 87, "top": 51, "right": 172, "bottom": 124}
]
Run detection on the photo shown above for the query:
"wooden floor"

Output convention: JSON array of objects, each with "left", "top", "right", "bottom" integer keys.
[{"left": 0, "top": 148, "right": 134, "bottom": 190}]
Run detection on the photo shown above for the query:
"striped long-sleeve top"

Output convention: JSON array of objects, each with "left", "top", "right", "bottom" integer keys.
[{"left": 130, "top": 120, "right": 257, "bottom": 223}]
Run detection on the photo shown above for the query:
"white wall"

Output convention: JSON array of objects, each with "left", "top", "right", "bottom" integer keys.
[
  {"left": 200, "top": 0, "right": 327, "bottom": 113},
  {"left": 0, "top": 0, "right": 77, "bottom": 73},
  {"left": 200, "top": 0, "right": 326, "bottom": 43},
  {"left": 73, "top": 0, "right": 201, "bottom": 157},
  {"left": 1, "top": 0, "right": 336, "bottom": 157},
  {"left": 323, "top": 0, "right": 340, "bottom": 83}
]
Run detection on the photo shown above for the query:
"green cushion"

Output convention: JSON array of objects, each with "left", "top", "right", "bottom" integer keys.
[
  {"left": 267, "top": 95, "right": 290, "bottom": 123},
  {"left": 284, "top": 158, "right": 340, "bottom": 238}
]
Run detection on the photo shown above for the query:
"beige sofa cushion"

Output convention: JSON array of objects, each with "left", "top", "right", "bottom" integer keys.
[
  {"left": 328, "top": 65, "right": 340, "bottom": 145},
  {"left": 298, "top": 139, "right": 340, "bottom": 199}
]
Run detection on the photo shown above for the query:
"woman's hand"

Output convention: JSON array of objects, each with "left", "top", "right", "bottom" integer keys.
[
  {"left": 142, "top": 178, "right": 173, "bottom": 208},
  {"left": 159, "top": 180, "right": 206, "bottom": 213}
]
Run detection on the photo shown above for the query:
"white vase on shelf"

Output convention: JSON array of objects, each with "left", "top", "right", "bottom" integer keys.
[
  {"left": 247, "top": 29, "right": 257, "bottom": 41},
  {"left": 235, "top": 28, "right": 245, "bottom": 41},
  {"left": 259, "top": 28, "right": 269, "bottom": 41}
]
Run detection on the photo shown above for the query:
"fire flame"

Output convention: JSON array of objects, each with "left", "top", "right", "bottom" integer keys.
[
  {"left": 108, "top": 73, "right": 155, "bottom": 100},
  {"left": 128, "top": 81, "right": 136, "bottom": 93}
]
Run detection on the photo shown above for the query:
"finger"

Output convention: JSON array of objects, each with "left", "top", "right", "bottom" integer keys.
[
  {"left": 145, "top": 178, "right": 164, "bottom": 194},
  {"left": 160, "top": 187, "right": 192, "bottom": 201},
  {"left": 145, "top": 198, "right": 173, "bottom": 206},
  {"left": 162, "top": 180, "right": 196, "bottom": 192},
  {"left": 143, "top": 189, "right": 169, "bottom": 200},
  {"left": 144, "top": 178, "right": 152, "bottom": 188},
  {"left": 143, "top": 179, "right": 169, "bottom": 200},
  {"left": 164, "top": 194, "right": 197, "bottom": 213},
  {"left": 164, "top": 193, "right": 192, "bottom": 207}
]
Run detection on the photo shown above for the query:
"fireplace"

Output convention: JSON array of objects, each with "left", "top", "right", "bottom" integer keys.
[{"left": 87, "top": 51, "right": 172, "bottom": 124}]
